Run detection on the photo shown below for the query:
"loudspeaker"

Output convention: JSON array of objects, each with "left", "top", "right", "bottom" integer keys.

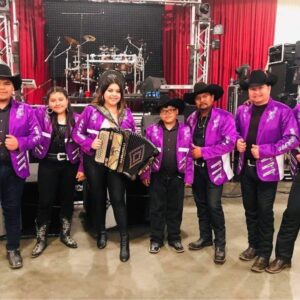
[
  {"left": 141, "top": 115, "right": 184, "bottom": 135},
  {"left": 0, "top": 0, "right": 9, "bottom": 11},
  {"left": 295, "top": 41, "right": 300, "bottom": 66},
  {"left": 141, "top": 76, "right": 167, "bottom": 94},
  {"left": 227, "top": 85, "right": 248, "bottom": 114},
  {"left": 268, "top": 62, "right": 298, "bottom": 100}
]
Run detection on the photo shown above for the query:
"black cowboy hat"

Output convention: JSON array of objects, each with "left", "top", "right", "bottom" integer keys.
[
  {"left": 0, "top": 63, "right": 22, "bottom": 90},
  {"left": 239, "top": 70, "right": 277, "bottom": 90},
  {"left": 184, "top": 82, "right": 224, "bottom": 105},
  {"left": 157, "top": 95, "right": 185, "bottom": 114}
]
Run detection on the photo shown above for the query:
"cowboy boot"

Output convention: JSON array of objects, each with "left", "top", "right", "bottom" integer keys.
[
  {"left": 31, "top": 220, "right": 49, "bottom": 258},
  {"left": 60, "top": 217, "right": 78, "bottom": 248},
  {"left": 120, "top": 233, "right": 130, "bottom": 262},
  {"left": 97, "top": 231, "right": 107, "bottom": 249}
]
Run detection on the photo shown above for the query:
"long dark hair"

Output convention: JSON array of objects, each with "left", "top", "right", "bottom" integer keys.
[
  {"left": 93, "top": 75, "right": 126, "bottom": 111},
  {"left": 46, "top": 86, "right": 74, "bottom": 140}
]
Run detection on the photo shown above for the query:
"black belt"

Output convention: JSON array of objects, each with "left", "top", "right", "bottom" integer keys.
[
  {"left": 194, "top": 161, "right": 206, "bottom": 167},
  {"left": 245, "top": 159, "right": 256, "bottom": 167},
  {"left": 46, "top": 152, "right": 69, "bottom": 161}
]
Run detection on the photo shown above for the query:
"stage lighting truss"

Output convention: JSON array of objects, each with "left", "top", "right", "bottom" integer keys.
[{"left": 0, "top": 12, "right": 13, "bottom": 69}]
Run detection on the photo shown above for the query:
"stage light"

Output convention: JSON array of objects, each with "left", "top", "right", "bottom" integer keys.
[
  {"left": 235, "top": 64, "right": 251, "bottom": 81},
  {"left": 213, "top": 24, "right": 224, "bottom": 35},
  {"left": 196, "top": 3, "right": 210, "bottom": 20}
]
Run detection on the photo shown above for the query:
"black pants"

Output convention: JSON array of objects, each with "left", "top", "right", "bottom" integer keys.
[
  {"left": 0, "top": 164, "right": 25, "bottom": 250},
  {"left": 192, "top": 165, "right": 225, "bottom": 247},
  {"left": 84, "top": 154, "right": 127, "bottom": 235},
  {"left": 240, "top": 165, "right": 278, "bottom": 259},
  {"left": 37, "top": 159, "right": 78, "bottom": 225},
  {"left": 275, "top": 172, "right": 300, "bottom": 262},
  {"left": 149, "top": 172, "right": 184, "bottom": 244}
]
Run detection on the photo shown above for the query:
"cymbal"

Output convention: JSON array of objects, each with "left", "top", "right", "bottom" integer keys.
[
  {"left": 64, "top": 36, "right": 78, "bottom": 46},
  {"left": 83, "top": 34, "right": 96, "bottom": 42},
  {"left": 124, "top": 35, "right": 133, "bottom": 40}
]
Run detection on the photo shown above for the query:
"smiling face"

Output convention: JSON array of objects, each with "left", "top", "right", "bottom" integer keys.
[
  {"left": 103, "top": 83, "right": 121, "bottom": 110},
  {"left": 48, "top": 91, "right": 69, "bottom": 115},
  {"left": 0, "top": 78, "right": 14, "bottom": 103},
  {"left": 248, "top": 84, "right": 271, "bottom": 106}
]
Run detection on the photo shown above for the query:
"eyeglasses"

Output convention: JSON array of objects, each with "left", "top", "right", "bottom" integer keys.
[{"left": 160, "top": 108, "right": 177, "bottom": 115}]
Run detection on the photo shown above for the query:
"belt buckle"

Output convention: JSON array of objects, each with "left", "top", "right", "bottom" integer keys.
[
  {"left": 247, "top": 159, "right": 256, "bottom": 167},
  {"left": 57, "top": 153, "right": 66, "bottom": 161},
  {"left": 194, "top": 161, "right": 205, "bottom": 167}
]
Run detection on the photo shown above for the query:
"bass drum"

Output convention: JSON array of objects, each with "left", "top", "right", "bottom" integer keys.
[{"left": 99, "top": 70, "right": 125, "bottom": 89}]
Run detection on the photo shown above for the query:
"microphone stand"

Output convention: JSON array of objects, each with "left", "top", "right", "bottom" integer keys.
[{"left": 45, "top": 38, "right": 62, "bottom": 88}]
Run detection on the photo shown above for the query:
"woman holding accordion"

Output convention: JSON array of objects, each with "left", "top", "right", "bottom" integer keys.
[{"left": 73, "top": 74, "right": 136, "bottom": 262}]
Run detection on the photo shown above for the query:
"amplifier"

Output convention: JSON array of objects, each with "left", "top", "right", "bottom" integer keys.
[{"left": 268, "top": 44, "right": 295, "bottom": 64}]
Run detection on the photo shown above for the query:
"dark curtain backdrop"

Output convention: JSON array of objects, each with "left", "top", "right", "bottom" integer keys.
[
  {"left": 162, "top": 5, "right": 190, "bottom": 97},
  {"left": 17, "top": 0, "right": 49, "bottom": 104},
  {"left": 207, "top": 0, "right": 277, "bottom": 109}
]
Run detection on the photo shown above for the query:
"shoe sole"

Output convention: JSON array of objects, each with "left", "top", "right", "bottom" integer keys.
[
  {"left": 265, "top": 264, "right": 291, "bottom": 274},
  {"left": 251, "top": 266, "right": 268, "bottom": 273},
  {"left": 239, "top": 255, "right": 257, "bottom": 261},
  {"left": 170, "top": 248, "right": 185, "bottom": 253},
  {"left": 214, "top": 258, "right": 226, "bottom": 265},
  {"left": 9, "top": 264, "right": 23, "bottom": 269},
  {"left": 188, "top": 244, "right": 213, "bottom": 251},
  {"left": 149, "top": 247, "right": 160, "bottom": 254}
]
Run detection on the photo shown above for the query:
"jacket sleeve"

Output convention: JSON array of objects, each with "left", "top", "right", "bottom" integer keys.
[
  {"left": 139, "top": 128, "right": 152, "bottom": 181},
  {"left": 202, "top": 114, "right": 237, "bottom": 160},
  {"left": 72, "top": 107, "right": 95, "bottom": 153},
  {"left": 184, "top": 142, "right": 194, "bottom": 185},
  {"left": 127, "top": 109, "right": 137, "bottom": 133},
  {"left": 259, "top": 108, "right": 300, "bottom": 158},
  {"left": 17, "top": 106, "right": 42, "bottom": 152}
]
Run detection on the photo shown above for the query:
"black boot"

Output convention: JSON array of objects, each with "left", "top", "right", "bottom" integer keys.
[
  {"left": 97, "top": 231, "right": 107, "bottom": 249},
  {"left": 32, "top": 221, "right": 48, "bottom": 258},
  {"left": 120, "top": 234, "right": 130, "bottom": 262},
  {"left": 60, "top": 217, "right": 78, "bottom": 248}
]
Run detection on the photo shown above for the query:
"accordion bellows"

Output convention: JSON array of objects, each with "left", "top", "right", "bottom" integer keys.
[{"left": 95, "top": 128, "right": 159, "bottom": 179}]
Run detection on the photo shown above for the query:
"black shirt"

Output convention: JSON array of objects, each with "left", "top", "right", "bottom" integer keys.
[
  {"left": 245, "top": 104, "right": 268, "bottom": 160},
  {"left": 48, "top": 124, "right": 67, "bottom": 154},
  {"left": 193, "top": 110, "right": 211, "bottom": 165},
  {"left": 160, "top": 121, "right": 179, "bottom": 177},
  {"left": 0, "top": 101, "right": 12, "bottom": 162}
]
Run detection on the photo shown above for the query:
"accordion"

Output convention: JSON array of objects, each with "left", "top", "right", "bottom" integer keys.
[{"left": 95, "top": 128, "right": 159, "bottom": 179}]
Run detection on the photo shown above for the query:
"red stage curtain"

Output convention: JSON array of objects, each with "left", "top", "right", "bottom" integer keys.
[
  {"left": 207, "top": 0, "right": 277, "bottom": 109},
  {"left": 16, "top": 0, "right": 49, "bottom": 104},
  {"left": 162, "top": 5, "right": 190, "bottom": 97}
]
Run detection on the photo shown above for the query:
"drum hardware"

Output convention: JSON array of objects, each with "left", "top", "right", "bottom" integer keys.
[{"left": 99, "top": 45, "right": 109, "bottom": 52}]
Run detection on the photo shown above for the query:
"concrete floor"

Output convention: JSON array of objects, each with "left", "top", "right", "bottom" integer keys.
[{"left": 0, "top": 181, "right": 299, "bottom": 300}]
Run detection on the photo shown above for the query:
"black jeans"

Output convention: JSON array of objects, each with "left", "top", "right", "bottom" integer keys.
[
  {"left": 0, "top": 163, "right": 25, "bottom": 250},
  {"left": 275, "top": 172, "right": 300, "bottom": 261},
  {"left": 240, "top": 165, "right": 278, "bottom": 259},
  {"left": 84, "top": 154, "right": 127, "bottom": 235},
  {"left": 37, "top": 159, "right": 78, "bottom": 225},
  {"left": 192, "top": 165, "right": 225, "bottom": 248},
  {"left": 149, "top": 172, "right": 184, "bottom": 244}
]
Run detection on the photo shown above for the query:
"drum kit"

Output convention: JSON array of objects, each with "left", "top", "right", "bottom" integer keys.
[{"left": 60, "top": 34, "right": 146, "bottom": 93}]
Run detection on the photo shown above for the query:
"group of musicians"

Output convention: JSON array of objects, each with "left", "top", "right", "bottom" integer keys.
[{"left": 0, "top": 62, "right": 299, "bottom": 275}]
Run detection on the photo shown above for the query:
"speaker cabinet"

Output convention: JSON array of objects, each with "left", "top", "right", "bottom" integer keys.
[
  {"left": 141, "top": 76, "right": 167, "bottom": 94},
  {"left": 268, "top": 62, "right": 298, "bottom": 100}
]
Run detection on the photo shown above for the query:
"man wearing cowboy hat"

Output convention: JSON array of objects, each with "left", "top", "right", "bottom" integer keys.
[
  {"left": 186, "top": 82, "right": 237, "bottom": 264},
  {"left": 0, "top": 63, "right": 41, "bottom": 269},
  {"left": 140, "top": 96, "right": 193, "bottom": 254},
  {"left": 235, "top": 69, "right": 299, "bottom": 272}
]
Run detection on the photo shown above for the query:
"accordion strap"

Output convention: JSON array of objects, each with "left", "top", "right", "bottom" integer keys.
[{"left": 91, "top": 104, "right": 125, "bottom": 129}]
